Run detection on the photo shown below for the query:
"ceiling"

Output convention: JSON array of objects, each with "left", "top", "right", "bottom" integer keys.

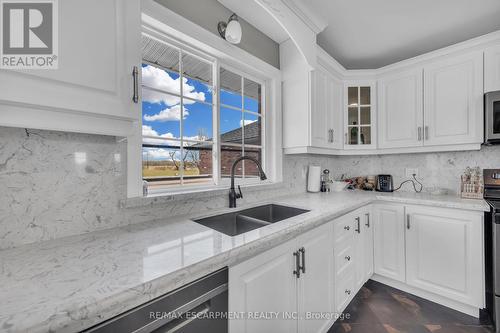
[{"left": 308, "top": 0, "right": 500, "bottom": 69}]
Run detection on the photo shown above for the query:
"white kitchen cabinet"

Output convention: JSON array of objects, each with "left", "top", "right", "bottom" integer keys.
[
  {"left": 229, "top": 239, "right": 298, "bottom": 333},
  {"left": 362, "top": 208, "right": 374, "bottom": 281},
  {"left": 485, "top": 45, "right": 500, "bottom": 93},
  {"left": 310, "top": 68, "right": 344, "bottom": 149},
  {"left": 229, "top": 222, "right": 334, "bottom": 333},
  {"left": 423, "top": 51, "right": 483, "bottom": 146},
  {"left": 297, "top": 223, "right": 334, "bottom": 333},
  {"left": 344, "top": 81, "right": 377, "bottom": 149},
  {"left": 405, "top": 205, "right": 484, "bottom": 307},
  {"left": 373, "top": 204, "right": 406, "bottom": 282},
  {"left": 378, "top": 68, "right": 424, "bottom": 149},
  {"left": 0, "top": 0, "right": 141, "bottom": 136},
  {"left": 352, "top": 206, "right": 374, "bottom": 290},
  {"left": 281, "top": 40, "right": 343, "bottom": 153}
]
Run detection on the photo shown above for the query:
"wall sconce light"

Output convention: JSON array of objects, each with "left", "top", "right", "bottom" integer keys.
[{"left": 218, "top": 14, "right": 242, "bottom": 44}]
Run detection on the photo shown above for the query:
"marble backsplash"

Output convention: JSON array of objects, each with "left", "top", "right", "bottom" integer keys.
[
  {"left": 287, "top": 146, "right": 500, "bottom": 195},
  {"left": 0, "top": 127, "right": 300, "bottom": 249},
  {"left": 1, "top": 125, "right": 499, "bottom": 249}
]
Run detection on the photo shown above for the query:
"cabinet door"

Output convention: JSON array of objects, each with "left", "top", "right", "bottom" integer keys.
[
  {"left": 0, "top": 0, "right": 141, "bottom": 122},
  {"left": 353, "top": 214, "right": 366, "bottom": 290},
  {"left": 344, "top": 82, "right": 377, "bottom": 149},
  {"left": 405, "top": 206, "right": 483, "bottom": 307},
  {"left": 311, "top": 68, "right": 343, "bottom": 149},
  {"left": 363, "top": 208, "right": 374, "bottom": 281},
  {"left": 229, "top": 240, "right": 298, "bottom": 333},
  {"left": 378, "top": 68, "right": 424, "bottom": 148},
  {"left": 373, "top": 204, "right": 406, "bottom": 282},
  {"left": 423, "top": 51, "right": 483, "bottom": 146},
  {"left": 485, "top": 45, "right": 500, "bottom": 93},
  {"left": 297, "top": 223, "right": 334, "bottom": 333}
]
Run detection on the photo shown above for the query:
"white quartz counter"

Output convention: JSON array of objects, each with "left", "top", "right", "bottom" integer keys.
[{"left": 0, "top": 191, "right": 489, "bottom": 333}]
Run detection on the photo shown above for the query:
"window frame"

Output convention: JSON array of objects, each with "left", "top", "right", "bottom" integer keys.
[{"left": 140, "top": 34, "right": 268, "bottom": 195}]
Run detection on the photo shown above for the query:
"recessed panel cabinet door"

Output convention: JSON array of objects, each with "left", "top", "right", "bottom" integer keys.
[
  {"left": 378, "top": 68, "right": 424, "bottom": 148},
  {"left": 485, "top": 45, "right": 500, "bottom": 93},
  {"left": 310, "top": 68, "right": 343, "bottom": 149},
  {"left": 373, "top": 204, "right": 406, "bottom": 282},
  {"left": 297, "top": 223, "right": 334, "bottom": 333},
  {"left": 0, "top": 0, "right": 141, "bottom": 121},
  {"left": 229, "top": 240, "right": 298, "bottom": 333},
  {"left": 405, "top": 206, "right": 483, "bottom": 307},
  {"left": 423, "top": 51, "right": 483, "bottom": 146},
  {"left": 363, "top": 209, "right": 374, "bottom": 281}
]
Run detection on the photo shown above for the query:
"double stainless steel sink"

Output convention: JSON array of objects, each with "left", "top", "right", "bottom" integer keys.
[{"left": 192, "top": 204, "right": 309, "bottom": 236}]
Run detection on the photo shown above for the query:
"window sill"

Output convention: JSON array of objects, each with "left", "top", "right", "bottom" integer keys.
[{"left": 120, "top": 181, "right": 284, "bottom": 209}]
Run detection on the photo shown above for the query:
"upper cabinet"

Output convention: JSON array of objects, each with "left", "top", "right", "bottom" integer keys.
[
  {"left": 423, "top": 51, "right": 483, "bottom": 146},
  {"left": 0, "top": 0, "right": 141, "bottom": 136},
  {"left": 485, "top": 45, "right": 500, "bottom": 93},
  {"left": 344, "top": 82, "right": 376, "bottom": 149},
  {"left": 378, "top": 68, "right": 423, "bottom": 149},
  {"left": 281, "top": 40, "right": 343, "bottom": 152},
  {"left": 310, "top": 67, "right": 343, "bottom": 149}
]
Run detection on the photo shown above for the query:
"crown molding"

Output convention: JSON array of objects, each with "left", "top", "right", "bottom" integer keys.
[{"left": 281, "top": 0, "right": 327, "bottom": 34}]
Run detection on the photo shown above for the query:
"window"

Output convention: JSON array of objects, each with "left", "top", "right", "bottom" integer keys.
[
  {"left": 141, "top": 35, "right": 265, "bottom": 192},
  {"left": 220, "top": 67, "right": 263, "bottom": 179}
]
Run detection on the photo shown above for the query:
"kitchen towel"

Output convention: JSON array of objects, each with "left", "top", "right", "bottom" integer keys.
[{"left": 307, "top": 165, "right": 321, "bottom": 192}]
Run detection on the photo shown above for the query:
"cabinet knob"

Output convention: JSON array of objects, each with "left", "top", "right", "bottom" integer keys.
[
  {"left": 344, "top": 225, "right": 350, "bottom": 231},
  {"left": 345, "top": 255, "right": 351, "bottom": 261},
  {"left": 345, "top": 289, "right": 351, "bottom": 295}
]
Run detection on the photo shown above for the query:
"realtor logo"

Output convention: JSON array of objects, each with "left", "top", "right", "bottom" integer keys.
[{"left": 1, "top": 0, "right": 58, "bottom": 69}]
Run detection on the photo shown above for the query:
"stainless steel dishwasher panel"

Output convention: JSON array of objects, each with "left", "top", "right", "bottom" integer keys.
[{"left": 83, "top": 268, "right": 228, "bottom": 333}]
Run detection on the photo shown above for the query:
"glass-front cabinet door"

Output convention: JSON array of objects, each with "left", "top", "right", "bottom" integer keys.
[{"left": 345, "top": 82, "right": 376, "bottom": 149}]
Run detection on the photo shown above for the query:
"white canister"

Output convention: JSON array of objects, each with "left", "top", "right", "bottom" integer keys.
[{"left": 307, "top": 165, "right": 321, "bottom": 192}]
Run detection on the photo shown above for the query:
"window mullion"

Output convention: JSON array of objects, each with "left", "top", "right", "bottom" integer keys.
[
  {"left": 213, "top": 60, "right": 220, "bottom": 186},
  {"left": 179, "top": 50, "right": 184, "bottom": 185},
  {"left": 241, "top": 76, "right": 245, "bottom": 179}
]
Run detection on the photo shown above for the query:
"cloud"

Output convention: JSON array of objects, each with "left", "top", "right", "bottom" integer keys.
[
  {"left": 142, "top": 65, "right": 206, "bottom": 106},
  {"left": 142, "top": 125, "right": 177, "bottom": 145},
  {"left": 142, "top": 125, "right": 207, "bottom": 146},
  {"left": 239, "top": 119, "right": 257, "bottom": 127},
  {"left": 143, "top": 105, "right": 189, "bottom": 122},
  {"left": 143, "top": 148, "right": 179, "bottom": 161}
]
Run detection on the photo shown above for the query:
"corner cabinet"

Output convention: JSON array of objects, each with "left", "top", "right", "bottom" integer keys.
[
  {"left": 229, "top": 222, "right": 334, "bottom": 333},
  {"left": 0, "top": 0, "right": 141, "bottom": 136},
  {"left": 373, "top": 204, "right": 406, "bottom": 282},
  {"left": 344, "top": 82, "right": 377, "bottom": 149}
]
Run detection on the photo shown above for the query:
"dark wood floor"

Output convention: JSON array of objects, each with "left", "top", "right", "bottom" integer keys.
[{"left": 328, "top": 280, "right": 494, "bottom": 333}]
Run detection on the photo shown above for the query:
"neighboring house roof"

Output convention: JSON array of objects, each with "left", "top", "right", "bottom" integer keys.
[
  {"left": 188, "top": 121, "right": 261, "bottom": 149},
  {"left": 220, "top": 120, "right": 261, "bottom": 146}
]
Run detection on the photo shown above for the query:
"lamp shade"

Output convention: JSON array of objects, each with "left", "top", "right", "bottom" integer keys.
[{"left": 225, "top": 19, "right": 242, "bottom": 44}]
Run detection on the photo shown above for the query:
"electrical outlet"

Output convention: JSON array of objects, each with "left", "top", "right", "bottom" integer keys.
[{"left": 405, "top": 168, "right": 418, "bottom": 178}]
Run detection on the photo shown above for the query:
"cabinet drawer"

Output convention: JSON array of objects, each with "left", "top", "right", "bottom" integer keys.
[
  {"left": 334, "top": 238, "right": 354, "bottom": 276},
  {"left": 334, "top": 216, "right": 354, "bottom": 245},
  {"left": 335, "top": 268, "right": 355, "bottom": 313}
]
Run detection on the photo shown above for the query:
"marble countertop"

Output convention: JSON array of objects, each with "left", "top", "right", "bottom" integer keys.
[{"left": 0, "top": 191, "right": 489, "bottom": 333}]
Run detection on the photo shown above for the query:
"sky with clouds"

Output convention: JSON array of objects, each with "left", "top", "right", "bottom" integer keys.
[{"left": 142, "top": 64, "right": 260, "bottom": 160}]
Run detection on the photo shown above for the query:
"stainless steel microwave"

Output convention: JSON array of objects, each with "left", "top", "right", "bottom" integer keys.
[{"left": 485, "top": 91, "right": 500, "bottom": 144}]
